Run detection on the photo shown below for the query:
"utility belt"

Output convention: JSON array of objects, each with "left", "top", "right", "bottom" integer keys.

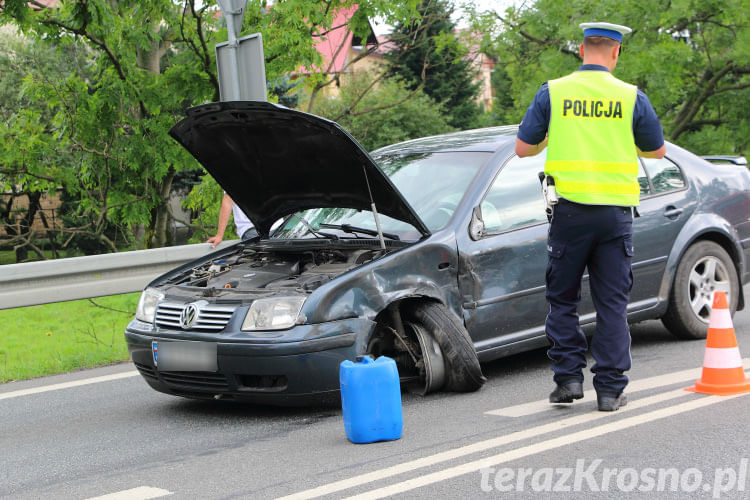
[{"left": 538, "top": 174, "right": 639, "bottom": 219}]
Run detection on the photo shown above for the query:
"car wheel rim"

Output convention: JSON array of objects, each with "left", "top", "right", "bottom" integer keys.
[
  {"left": 688, "top": 255, "right": 731, "bottom": 323},
  {"left": 406, "top": 322, "right": 446, "bottom": 395}
]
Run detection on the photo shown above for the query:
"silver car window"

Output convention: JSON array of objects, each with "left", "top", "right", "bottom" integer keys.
[
  {"left": 481, "top": 154, "right": 547, "bottom": 234},
  {"left": 272, "top": 151, "right": 490, "bottom": 239},
  {"left": 641, "top": 157, "right": 685, "bottom": 194}
]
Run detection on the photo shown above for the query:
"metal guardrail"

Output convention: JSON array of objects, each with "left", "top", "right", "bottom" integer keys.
[{"left": 0, "top": 241, "right": 237, "bottom": 310}]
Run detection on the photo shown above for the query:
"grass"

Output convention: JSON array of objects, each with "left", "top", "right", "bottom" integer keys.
[
  {"left": 0, "top": 293, "right": 139, "bottom": 383},
  {"left": 0, "top": 248, "right": 86, "bottom": 265}
]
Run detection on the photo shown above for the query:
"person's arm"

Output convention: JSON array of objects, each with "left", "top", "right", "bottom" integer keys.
[
  {"left": 207, "top": 193, "right": 234, "bottom": 248},
  {"left": 637, "top": 144, "right": 666, "bottom": 159},
  {"left": 515, "top": 83, "right": 550, "bottom": 158},
  {"left": 633, "top": 90, "right": 666, "bottom": 159},
  {"left": 516, "top": 136, "right": 549, "bottom": 157}
]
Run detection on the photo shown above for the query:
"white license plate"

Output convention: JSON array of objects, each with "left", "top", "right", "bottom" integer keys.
[{"left": 153, "top": 341, "right": 218, "bottom": 372}]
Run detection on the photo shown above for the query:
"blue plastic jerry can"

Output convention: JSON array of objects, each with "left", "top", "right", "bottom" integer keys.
[{"left": 340, "top": 355, "right": 403, "bottom": 444}]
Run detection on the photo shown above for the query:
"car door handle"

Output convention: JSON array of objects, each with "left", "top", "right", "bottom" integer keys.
[{"left": 663, "top": 206, "right": 683, "bottom": 219}]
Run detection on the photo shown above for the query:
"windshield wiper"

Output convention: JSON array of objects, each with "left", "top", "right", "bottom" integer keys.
[
  {"left": 296, "top": 216, "right": 338, "bottom": 240},
  {"left": 319, "top": 223, "right": 400, "bottom": 241}
]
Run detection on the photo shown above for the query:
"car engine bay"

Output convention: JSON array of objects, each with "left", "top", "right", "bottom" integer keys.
[{"left": 162, "top": 242, "right": 398, "bottom": 296}]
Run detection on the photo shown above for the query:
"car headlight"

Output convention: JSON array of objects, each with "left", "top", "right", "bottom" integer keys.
[
  {"left": 135, "top": 287, "right": 164, "bottom": 323},
  {"left": 242, "top": 297, "right": 306, "bottom": 331}
]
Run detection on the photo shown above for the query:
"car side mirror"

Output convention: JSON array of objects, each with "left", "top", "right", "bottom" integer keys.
[{"left": 469, "top": 206, "right": 485, "bottom": 241}]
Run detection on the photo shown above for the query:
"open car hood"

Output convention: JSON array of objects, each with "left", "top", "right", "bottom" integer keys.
[{"left": 169, "top": 101, "right": 431, "bottom": 238}]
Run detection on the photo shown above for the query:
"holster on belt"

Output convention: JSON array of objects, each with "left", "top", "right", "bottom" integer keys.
[{"left": 538, "top": 172, "right": 559, "bottom": 221}]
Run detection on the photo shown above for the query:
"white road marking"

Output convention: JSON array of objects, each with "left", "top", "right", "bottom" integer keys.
[
  {"left": 85, "top": 486, "right": 173, "bottom": 500},
  {"left": 486, "top": 358, "right": 750, "bottom": 417},
  {"left": 344, "top": 391, "right": 750, "bottom": 499},
  {"left": 0, "top": 370, "right": 139, "bottom": 401},
  {"left": 278, "top": 366, "right": 750, "bottom": 500},
  {"left": 275, "top": 387, "right": 693, "bottom": 500}
]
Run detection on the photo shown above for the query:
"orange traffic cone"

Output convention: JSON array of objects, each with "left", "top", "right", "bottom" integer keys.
[{"left": 686, "top": 291, "right": 750, "bottom": 395}]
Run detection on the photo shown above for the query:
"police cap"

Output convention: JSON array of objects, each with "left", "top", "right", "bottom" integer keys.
[{"left": 579, "top": 22, "right": 632, "bottom": 43}]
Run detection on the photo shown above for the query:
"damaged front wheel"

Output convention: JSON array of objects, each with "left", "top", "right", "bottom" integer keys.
[
  {"left": 368, "top": 301, "right": 486, "bottom": 395},
  {"left": 403, "top": 320, "right": 446, "bottom": 394},
  {"left": 404, "top": 302, "right": 486, "bottom": 393}
]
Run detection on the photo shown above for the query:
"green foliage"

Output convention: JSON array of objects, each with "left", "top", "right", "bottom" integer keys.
[
  {"left": 183, "top": 173, "right": 237, "bottom": 243},
  {"left": 0, "top": 32, "right": 84, "bottom": 260},
  {"left": 0, "top": 0, "right": 424, "bottom": 259},
  {"left": 470, "top": 0, "right": 750, "bottom": 155},
  {"left": 310, "top": 70, "right": 455, "bottom": 151},
  {"left": 387, "top": 0, "right": 482, "bottom": 129},
  {"left": 0, "top": 1, "right": 208, "bottom": 254},
  {"left": 268, "top": 75, "right": 302, "bottom": 109},
  {"left": 0, "top": 293, "right": 137, "bottom": 382}
]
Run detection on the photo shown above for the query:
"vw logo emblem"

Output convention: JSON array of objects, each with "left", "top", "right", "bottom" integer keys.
[{"left": 180, "top": 303, "right": 199, "bottom": 329}]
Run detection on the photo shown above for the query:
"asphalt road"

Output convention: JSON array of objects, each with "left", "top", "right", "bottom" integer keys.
[{"left": 2, "top": 288, "right": 750, "bottom": 500}]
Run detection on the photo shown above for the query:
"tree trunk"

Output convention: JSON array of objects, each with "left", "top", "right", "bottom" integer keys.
[
  {"left": 14, "top": 191, "right": 43, "bottom": 262},
  {"left": 148, "top": 167, "right": 175, "bottom": 248},
  {"left": 138, "top": 20, "right": 174, "bottom": 249}
]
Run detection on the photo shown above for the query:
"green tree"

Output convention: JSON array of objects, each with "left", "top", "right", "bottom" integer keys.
[
  {"left": 0, "top": 0, "right": 423, "bottom": 260},
  {"left": 310, "top": 70, "right": 454, "bottom": 151},
  {"left": 470, "top": 0, "right": 750, "bottom": 154},
  {"left": 0, "top": 0, "right": 209, "bottom": 254},
  {"left": 387, "top": 0, "right": 482, "bottom": 129},
  {"left": 0, "top": 29, "right": 85, "bottom": 261}
]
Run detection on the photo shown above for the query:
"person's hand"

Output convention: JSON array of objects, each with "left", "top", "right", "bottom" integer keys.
[{"left": 207, "top": 233, "right": 223, "bottom": 248}]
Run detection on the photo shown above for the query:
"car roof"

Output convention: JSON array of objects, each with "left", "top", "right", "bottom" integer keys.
[{"left": 371, "top": 125, "right": 519, "bottom": 156}]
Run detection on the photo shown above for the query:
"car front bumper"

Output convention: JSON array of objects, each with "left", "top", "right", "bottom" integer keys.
[{"left": 124, "top": 317, "right": 376, "bottom": 405}]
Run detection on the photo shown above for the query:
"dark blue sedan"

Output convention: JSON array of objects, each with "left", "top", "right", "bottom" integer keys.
[{"left": 125, "top": 102, "right": 750, "bottom": 404}]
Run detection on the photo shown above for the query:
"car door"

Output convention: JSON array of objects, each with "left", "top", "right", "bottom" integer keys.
[
  {"left": 630, "top": 156, "right": 694, "bottom": 307},
  {"left": 457, "top": 153, "right": 551, "bottom": 356}
]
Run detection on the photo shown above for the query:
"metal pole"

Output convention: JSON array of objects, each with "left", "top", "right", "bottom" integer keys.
[
  {"left": 217, "top": 0, "right": 248, "bottom": 101},
  {"left": 226, "top": 15, "right": 241, "bottom": 100}
]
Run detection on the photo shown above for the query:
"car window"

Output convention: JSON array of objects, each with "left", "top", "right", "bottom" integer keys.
[
  {"left": 481, "top": 154, "right": 547, "bottom": 234},
  {"left": 272, "top": 151, "right": 490, "bottom": 239},
  {"left": 379, "top": 151, "right": 489, "bottom": 231},
  {"left": 640, "top": 157, "right": 685, "bottom": 194}
]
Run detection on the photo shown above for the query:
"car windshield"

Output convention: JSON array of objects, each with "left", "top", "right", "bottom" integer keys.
[{"left": 271, "top": 151, "right": 490, "bottom": 240}]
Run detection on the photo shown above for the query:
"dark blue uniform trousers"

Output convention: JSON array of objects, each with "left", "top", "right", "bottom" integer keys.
[{"left": 545, "top": 199, "right": 634, "bottom": 397}]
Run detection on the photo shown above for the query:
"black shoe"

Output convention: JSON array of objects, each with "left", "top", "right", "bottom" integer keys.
[
  {"left": 597, "top": 393, "right": 627, "bottom": 412},
  {"left": 549, "top": 382, "right": 584, "bottom": 403}
]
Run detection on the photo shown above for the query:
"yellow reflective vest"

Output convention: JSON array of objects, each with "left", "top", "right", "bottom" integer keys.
[{"left": 545, "top": 70, "right": 640, "bottom": 206}]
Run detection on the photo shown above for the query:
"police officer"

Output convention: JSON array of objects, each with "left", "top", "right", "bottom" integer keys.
[{"left": 515, "top": 22, "right": 666, "bottom": 411}]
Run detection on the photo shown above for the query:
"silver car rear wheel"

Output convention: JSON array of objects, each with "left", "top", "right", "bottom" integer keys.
[
  {"left": 662, "top": 241, "right": 739, "bottom": 339},
  {"left": 687, "top": 255, "right": 732, "bottom": 322}
]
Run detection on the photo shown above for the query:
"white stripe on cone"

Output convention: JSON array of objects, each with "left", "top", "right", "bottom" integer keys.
[
  {"left": 708, "top": 306, "right": 734, "bottom": 330},
  {"left": 703, "top": 347, "right": 744, "bottom": 369}
]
